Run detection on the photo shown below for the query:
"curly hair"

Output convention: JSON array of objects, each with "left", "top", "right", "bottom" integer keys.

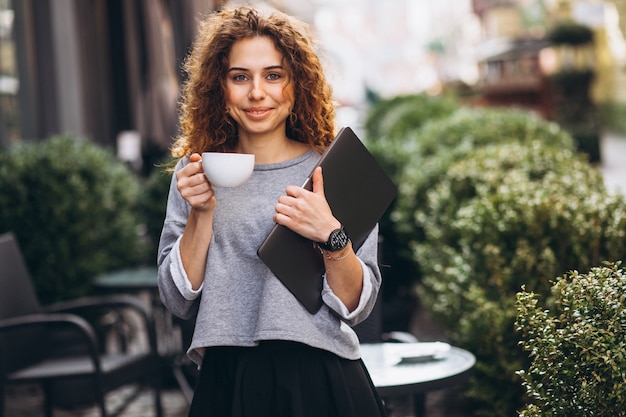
[{"left": 171, "top": 6, "right": 336, "bottom": 158}]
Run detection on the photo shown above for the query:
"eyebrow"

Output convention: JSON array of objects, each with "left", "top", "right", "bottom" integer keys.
[{"left": 227, "top": 65, "right": 285, "bottom": 73}]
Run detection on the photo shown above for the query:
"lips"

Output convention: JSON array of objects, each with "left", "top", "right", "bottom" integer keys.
[{"left": 244, "top": 107, "right": 272, "bottom": 119}]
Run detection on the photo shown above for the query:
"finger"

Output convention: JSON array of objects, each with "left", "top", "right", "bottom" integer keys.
[
  {"left": 177, "top": 165, "right": 208, "bottom": 185},
  {"left": 277, "top": 194, "right": 298, "bottom": 206},
  {"left": 273, "top": 212, "right": 290, "bottom": 226},
  {"left": 285, "top": 185, "right": 306, "bottom": 198},
  {"left": 312, "top": 167, "right": 325, "bottom": 197},
  {"left": 178, "top": 154, "right": 204, "bottom": 180},
  {"left": 179, "top": 179, "right": 210, "bottom": 199},
  {"left": 275, "top": 200, "right": 298, "bottom": 218},
  {"left": 190, "top": 153, "right": 205, "bottom": 174}
]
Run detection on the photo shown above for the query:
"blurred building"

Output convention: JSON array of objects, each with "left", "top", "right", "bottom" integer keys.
[
  {"left": 478, "top": 38, "right": 553, "bottom": 117},
  {"left": 473, "top": 0, "right": 626, "bottom": 116},
  {"left": 5, "top": 0, "right": 621, "bottom": 154},
  {"left": 1, "top": 0, "right": 481, "bottom": 151},
  {"left": 0, "top": 0, "right": 220, "bottom": 165}
]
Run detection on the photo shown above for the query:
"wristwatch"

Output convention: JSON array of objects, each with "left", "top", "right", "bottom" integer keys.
[{"left": 318, "top": 226, "right": 350, "bottom": 252}]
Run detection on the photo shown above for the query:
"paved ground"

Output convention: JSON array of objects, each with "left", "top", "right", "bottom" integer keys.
[
  {"left": 4, "top": 133, "right": 625, "bottom": 417},
  {"left": 4, "top": 384, "right": 188, "bottom": 417}
]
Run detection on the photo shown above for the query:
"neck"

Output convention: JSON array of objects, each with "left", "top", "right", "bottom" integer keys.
[{"left": 236, "top": 133, "right": 310, "bottom": 164}]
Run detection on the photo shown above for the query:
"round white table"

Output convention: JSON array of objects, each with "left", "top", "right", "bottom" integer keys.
[{"left": 360, "top": 342, "right": 475, "bottom": 416}]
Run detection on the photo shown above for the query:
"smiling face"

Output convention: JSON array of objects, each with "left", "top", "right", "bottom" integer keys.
[{"left": 224, "top": 36, "right": 295, "bottom": 143}]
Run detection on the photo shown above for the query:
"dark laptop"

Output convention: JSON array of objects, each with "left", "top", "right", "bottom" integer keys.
[{"left": 257, "top": 127, "right": 397, "bottom": 313}]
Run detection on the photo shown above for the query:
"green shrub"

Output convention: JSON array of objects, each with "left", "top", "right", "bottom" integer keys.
[
  {"left": 414, "top": 141, "right": 626, "bottom": 416},
  {"left": 390, "top": 108, "right": 574, "bottom": 285},
  {"left": 362, "top": 93, "right": 459, "bottom": 308},
  {"left": 364, "top": 93, "right": 459, "bottom": 141},
  {"left": 138, "top": 161, "right": 174, "bottom": 264},
  {"left": 546, "top": 20, "right": 594, "bottom": 45},
  {"left": 516, "top": 263, "right": 626, "bottom": 417},
  {"left": 549, "top": 69, "right": 595, "bottom": 95},
  {"left": 396, "top": 107, "right": 575, "bottom": 226},
  {"left": 548, "top": 69, "right": 600, "bottom": 162},
  {"left": 569, "top": 124, "right": 601, "bottom": 163},
  {"left": 0, "top": 135, "right": 146, "bottom": 303},
  {"left": 598, "top": 101, "right": 626, "bottom": 135},
  {"left": 364, "top": 93, "right": 459, "bottom": 180}
]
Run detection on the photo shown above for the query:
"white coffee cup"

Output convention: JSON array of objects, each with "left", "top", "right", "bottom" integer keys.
[{"left": 201, "top": 152, "right": 255, "bottom": 188}]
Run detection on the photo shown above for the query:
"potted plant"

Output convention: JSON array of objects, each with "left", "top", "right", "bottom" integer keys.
[
  {"left": 0, "top": 134, "right": 146, "bottom": 304},
  {"left": 414, "top": 139, "right": 626, "bottom": 416}
]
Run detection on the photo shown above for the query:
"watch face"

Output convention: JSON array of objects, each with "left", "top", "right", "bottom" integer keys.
[
  {"left": 330, "top": 229, "right": 348, "bottom": 250},
  {"left": 327, "top": 228, "right": 349, "bottom": 251}
]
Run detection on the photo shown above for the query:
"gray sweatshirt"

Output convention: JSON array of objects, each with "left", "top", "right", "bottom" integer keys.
[{"left": 157, "top": 149, "right": 382, "bottom": 365}]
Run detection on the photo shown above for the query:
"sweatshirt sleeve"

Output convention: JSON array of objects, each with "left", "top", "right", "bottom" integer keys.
[
  {"left": 157, "top": 160, "right": 202, "bottom": 320},
  {"left": 321, "top": 225, "right": 381, "bottom": 326}
]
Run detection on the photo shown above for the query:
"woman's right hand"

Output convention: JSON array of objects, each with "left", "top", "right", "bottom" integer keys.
[{"left": 176, "top": 153, "right": 217, "bottom": 212}]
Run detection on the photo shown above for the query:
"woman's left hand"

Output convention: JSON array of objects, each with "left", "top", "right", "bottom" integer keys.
[
  {"left": 274, "top": 167, "right": 340, "bottom": 243},
  {"left": 275, "top": 166, "right": 363, "bottom": 311}
]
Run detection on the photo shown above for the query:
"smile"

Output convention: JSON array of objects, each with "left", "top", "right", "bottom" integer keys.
[{"left": 244, "top": 108, "right": 271, "bottom": 118}]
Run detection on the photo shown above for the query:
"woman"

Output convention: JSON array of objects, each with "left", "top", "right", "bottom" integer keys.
[{"left": 158, "top": 6, "right": 386, "bottom": 417}]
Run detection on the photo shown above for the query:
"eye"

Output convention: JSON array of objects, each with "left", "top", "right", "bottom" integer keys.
[
  {"left": 232, "top": 74, "right": 248, "bottom": 82},
  {"left": 266, "top": 72, "right": 281, "bottom": 81}
]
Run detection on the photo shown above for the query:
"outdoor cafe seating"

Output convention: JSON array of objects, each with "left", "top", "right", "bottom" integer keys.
[{"left": 0, "top": 232, "right": 164, "bottom": 417}]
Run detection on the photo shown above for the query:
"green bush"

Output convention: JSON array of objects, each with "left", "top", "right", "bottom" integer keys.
[
  {"left": 548, "top": 69, "right": 600, "bottom": 162},
  {"left": 364, "top": 93, "right": 459, "bottom": 180},
  {"left": 138, "top": 161, "right": 174, "bottom": 264},
  {"left": 0, "top": 135, "right": 146, "bottom": 304},
  {"left": 364, "top": 93, "right": 459, "bottom": 141},
  {"left": 598, "top": 101, "right": 626, "bottom": 135},
  {"left": 362, "top": 93, "right": 459, "bottom": 312},
  {"left": 546, "top": 20, "right": 594, "bottom": 45},
  {"left": 414, "top": 141, "right": 626, "bottom": 416},
  {"left": 516, "top": 263, "right": 626, "bottom": 417},
  {"left": 549, "top": 69, "right": 595, "bottom": 95},
  {"left": 390, "top": 108, "right": 574, "bottom": 285},
  {"left": 569, "top": 124, "right": 601, "bottom": 163}
]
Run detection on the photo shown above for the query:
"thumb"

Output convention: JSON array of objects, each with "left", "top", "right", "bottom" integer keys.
[
  {"left": 189, "top": 153, "right": 202, "bottom": 163},
  {"left": 312, "top": 166, "right": 325, "bottom": 197}
]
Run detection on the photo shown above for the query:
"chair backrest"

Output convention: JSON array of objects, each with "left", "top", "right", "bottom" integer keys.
[
  {"left": 0, "top": 232, "right": 46, "bottom": 375},
  {"left": 0, "top": 232, "right": 43, "bottom": 318}
]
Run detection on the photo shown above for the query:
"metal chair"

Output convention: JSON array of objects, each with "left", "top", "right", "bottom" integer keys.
[{"left": 0, "top": 232, "right": 164, "bottom": 417}]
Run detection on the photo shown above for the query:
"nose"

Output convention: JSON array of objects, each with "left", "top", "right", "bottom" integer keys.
[{"left": 248, "top": 78, "right": 266, "bottom": 101}]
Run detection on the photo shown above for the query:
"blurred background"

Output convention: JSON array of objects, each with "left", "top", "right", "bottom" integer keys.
[
  {"left": 1, "top": 0, "right": 625, "bottom": 156},
  {"left": 3, "top": 1, "right": 626, "bottom": 416}
]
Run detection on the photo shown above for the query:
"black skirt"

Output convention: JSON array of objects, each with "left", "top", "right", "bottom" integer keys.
[{"left": 187, "top": 340, "right": 387, "bottom": 417}]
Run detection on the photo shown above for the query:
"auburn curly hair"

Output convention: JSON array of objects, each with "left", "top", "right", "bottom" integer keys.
[{"left": 171, "top": 6, "right": 336, "bottom": 158}]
